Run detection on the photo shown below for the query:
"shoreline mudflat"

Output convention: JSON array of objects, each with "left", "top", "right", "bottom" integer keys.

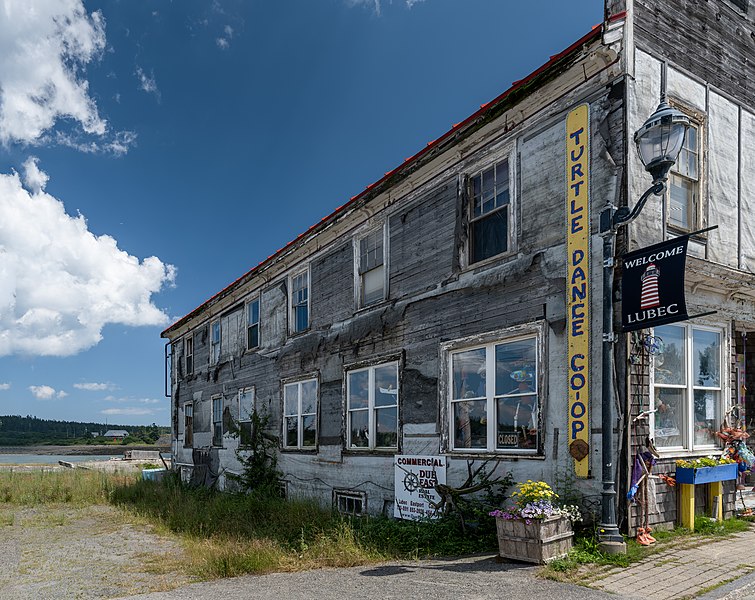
[{"left": 0, "top": 444, "right": 165, "bottom": 456}]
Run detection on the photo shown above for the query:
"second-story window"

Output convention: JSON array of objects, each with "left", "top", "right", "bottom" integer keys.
[
  {"left": 469, "top": 158, "right": 511, "bottom": 264},
  {"left": 668, "top": 122, "right": 699, "bottom": 232},
  {"left": 283, "top": 379, "right": 318, "bottom": 449},
  {"left": 246, "top": 297, "right": 260, "bottom": 350},
  {"left": 357, "top": 228, "right": 386, "bottom": 307},
  {"left": 290, "top": 270, "right": 309, "bottom": 333},
  {"left": 184, "top": 335, "right": 194, "bottom": 375},
  {"left": 210, "top": 321, "right": 221, "bottom": 365},
  {"left": 347, "top": 362, "right": 399, "bottom": 450}
]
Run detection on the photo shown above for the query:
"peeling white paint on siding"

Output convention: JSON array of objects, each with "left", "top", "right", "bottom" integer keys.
[
  {"left": 707, "top": 92, "right": 740, "bottom": 269},
  {"left": 740, "top": 110, "right": 755, "bottom": 273}
]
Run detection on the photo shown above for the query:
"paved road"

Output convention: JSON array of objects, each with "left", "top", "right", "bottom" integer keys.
[{"left": 117, "top": 555, "right": 627, "bottom": 600}]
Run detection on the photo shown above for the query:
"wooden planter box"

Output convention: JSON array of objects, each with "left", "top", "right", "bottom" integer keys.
[
  {"left": 675, "top": 463, "right": 738, "bottom": 485},
  {"left": 495, "top": 515, "right": 573, "bottom": 564}
]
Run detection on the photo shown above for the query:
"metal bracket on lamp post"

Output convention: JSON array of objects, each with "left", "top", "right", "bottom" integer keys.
[{"left": 596, "top": 178, "right": 666, "bottom": 553}]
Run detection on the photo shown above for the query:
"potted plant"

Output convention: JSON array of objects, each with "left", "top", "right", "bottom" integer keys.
[
  {"left": 675, "top": 456, "right": 737, "bottom": 484},
  {"left": 489, "top": 480, "right": 581, "bottom": 564}
]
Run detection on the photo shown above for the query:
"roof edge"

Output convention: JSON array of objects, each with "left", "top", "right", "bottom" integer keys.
[{"left": 162, "top": 23, "right": 604, "bottom": 339}]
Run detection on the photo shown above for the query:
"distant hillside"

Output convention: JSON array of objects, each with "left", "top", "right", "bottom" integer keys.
[{"left": 0, "top": 415, "right": 170, "bottom": 446}]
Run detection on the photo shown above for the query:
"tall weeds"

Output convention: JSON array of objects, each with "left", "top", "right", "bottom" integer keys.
[{"left": 0, "top": 469, "right": 135, "bottom": 505}]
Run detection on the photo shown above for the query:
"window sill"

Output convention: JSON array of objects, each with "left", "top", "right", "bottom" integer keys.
[
  {"left": 281, "top": 447, "right": 318, "bottom": 454},
  {"left": 343, "top": 448, "right": 398, "bottom": 456},
  {"left": 354, "top": 298, "right": 390, "bottom": 315},
  {"left": 461, "top": 250, "right": 517, "bottom": 274},
  {"left": 446, "top": 450, "right": 544, "bottom": 460}
]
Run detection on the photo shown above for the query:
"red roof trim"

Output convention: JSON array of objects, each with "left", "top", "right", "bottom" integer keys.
[{"left": 162, "top": 24, "right": 603, "bottom": 337}]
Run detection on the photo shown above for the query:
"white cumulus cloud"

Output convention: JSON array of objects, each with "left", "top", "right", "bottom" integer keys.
[
  {"left": 21, "top": 156, "right": 49, "bottom": 194},
  {"left": 0, "top": 383, "right": 10, "bottom": 390},
  {"left": 29, "top": 385, "right": 66, "bottom": 400},
  {"left": 0, "top": 1, "right": 110, "bottom": 146},
  {"left": 74, "top": 382, "right": 115, "bottom": 391},
  {"left": 0, "top": 162, "right": 176, "bottom": 357}
]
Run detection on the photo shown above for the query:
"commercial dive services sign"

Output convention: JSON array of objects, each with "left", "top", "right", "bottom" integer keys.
[
  {"left": 565, "top": 104, "right": 590, "bottom": 478},
  {"left": 621, "top": 236, "right": 689, "bottom": 332},
  {"left": 394, "top": 455, "right": 446, "bottom": 520}
]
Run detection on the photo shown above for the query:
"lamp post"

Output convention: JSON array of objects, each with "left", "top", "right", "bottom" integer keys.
[{"left": 597, "top": 96, "right": 689, "bottom": 553}]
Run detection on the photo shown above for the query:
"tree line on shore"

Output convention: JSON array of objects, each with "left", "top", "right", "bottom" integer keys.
[{"left": 0, "top": 414, "right": 170, "bottom": 446}]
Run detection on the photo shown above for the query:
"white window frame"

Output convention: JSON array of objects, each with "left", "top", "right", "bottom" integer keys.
[
  {"left": 346, "top": 362, "right": 399, "bottom": 450},
  {"left": 354, "top": 224, "right": 388, "bottom": 308},
  {"left": 183, "top": 402, "right": 193, "bottom": 448},
  {"left": 212, "top": 395, "right": 223, "bottom": 447},
  {"left": 210, "top": 320, "right": 221, "bottom": 365},
  {"left": 246, "top": 296, "right": 260, "bottom": 350},
  {"left": 651, "top": 322, "right": 724, "bottom": 453},
  {"left": 184, "top": 334, "right": 194, "bottom": 376},
  {"left": 282, "top": 378, "right": 318, "bottom": 450},
  {"left": 441, "top": 324, "right": 543, "bottom": 455},
  {"left": 289, "top": 268, "right": 310, "bottom": 334},
  {"left": 466, "top": 149, "right": 515, "bottom": 266},
  {"left": 238, "top": 387, "right": 255, "bottom": 447},
  {"left": 667, "top": 117, "right": 702, "bottom": 233}
]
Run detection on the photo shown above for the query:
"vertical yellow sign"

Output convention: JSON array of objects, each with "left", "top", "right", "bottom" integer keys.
[{"left": 566, "top": 104, "right": 590, "bottom": 478}]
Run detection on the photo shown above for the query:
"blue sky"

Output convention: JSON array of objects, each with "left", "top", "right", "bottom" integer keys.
[{"left": 0, "top": 0, "right": 601, "bottom": 426}]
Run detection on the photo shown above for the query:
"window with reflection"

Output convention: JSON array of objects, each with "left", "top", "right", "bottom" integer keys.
[
  {"left": 450, "top": 336, "right": 539, "bottom": 452},
  {"left": 283, "top": 379, "right": 317, "bottom": 449},
  {"left": 347, "top": 363, "right": 398, "bottom": 450},
  {"left": 653, "top": 324, "right": 721, "bottom": 451}
]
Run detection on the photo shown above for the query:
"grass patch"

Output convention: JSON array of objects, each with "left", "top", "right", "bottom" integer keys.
[
  {"left": 0, "top": 469, "right": 137, "bottom": 506},
  {"left": 0, "top": 512, "right": 14, "bottom": 526},
  {"left": 107, "top": 474, "right": 498, "bottom": 579}
]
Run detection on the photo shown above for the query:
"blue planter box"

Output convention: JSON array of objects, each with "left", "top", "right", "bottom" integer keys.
[{"left": 675, "top": 463, "right": 738, "bottom": 485}]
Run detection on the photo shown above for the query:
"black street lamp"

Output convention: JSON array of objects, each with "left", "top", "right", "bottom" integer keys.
[{"left": 597, "top": 96, "right": 689, "bottom": 553}]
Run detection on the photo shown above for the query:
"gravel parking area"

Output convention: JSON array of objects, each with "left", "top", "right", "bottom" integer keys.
[{"left": 0, "top": 504, "right": 190, "bottom": 600}]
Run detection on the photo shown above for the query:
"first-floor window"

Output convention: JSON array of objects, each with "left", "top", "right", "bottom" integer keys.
[
  {"left": 238, "top": 387, "right": 255, "bottom": 446},
  {"left": 283, "top": 379, "right": 317, "bottom": 449},
  {"left": 450, "top": 335, "right": 539, "bottom": 452},
  {"left": 652, "top": 323, "right": 722, "bottom": 451},
  {"left": 183, "top": 402, "right": 193, "bottom": 447},
  {"left": 347, "top": 362, "right": 398, "bottom": 449},
  {"left": 212, "top": 395, "right": 223, "bottom": 446}
]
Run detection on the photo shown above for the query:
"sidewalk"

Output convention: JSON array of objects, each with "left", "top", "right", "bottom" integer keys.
[
  {"left": 586, "top": 492, "right": 755, "bottom": 599},
  {"left": 587, "top": 527, "right": 755, "bottom": 599}
]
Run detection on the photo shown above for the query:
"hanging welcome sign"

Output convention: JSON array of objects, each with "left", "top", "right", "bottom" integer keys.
[
  {"left": 621, "top": 235, "right": 690, "bottom": 332},
  {"left": 565, "top": 104, "right": 590, "bottom": 478}
]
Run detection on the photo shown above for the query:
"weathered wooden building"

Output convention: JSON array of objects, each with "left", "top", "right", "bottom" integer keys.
[{"left": 162, "top": 0, "right": 755, "bottom": 531}]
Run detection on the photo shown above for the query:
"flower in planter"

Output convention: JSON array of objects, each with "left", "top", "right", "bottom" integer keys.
[
  {"left": 675, "top": 456, "right": 734, "bottom": 469},
  {"left": 488, "top": 480, "right": 582, "bottom": 524}
]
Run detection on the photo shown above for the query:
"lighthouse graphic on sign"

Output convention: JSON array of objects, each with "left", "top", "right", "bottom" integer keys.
[{"left": 640, "top": 263, "right": 661, "bottom": 309}]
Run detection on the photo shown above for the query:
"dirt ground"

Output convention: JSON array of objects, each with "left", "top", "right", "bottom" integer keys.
[{"left": 0, "top": 504, "right": 191, "bottom": 600}]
